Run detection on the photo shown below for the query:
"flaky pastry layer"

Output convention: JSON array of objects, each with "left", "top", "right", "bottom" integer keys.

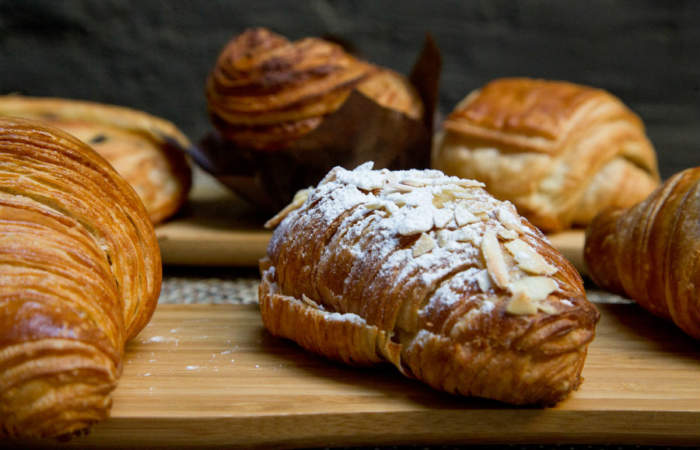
[
  {"left": 585, "top": 167, "right": 700, "bottom": 339},
  {"left": 0, "top": 118, "right": 161, "bottom": 438}
]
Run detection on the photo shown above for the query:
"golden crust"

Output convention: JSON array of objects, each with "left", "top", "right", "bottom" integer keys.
[
  {"left": 260, "top": 164, "right": 599, "bottom": 405},
  {"left": 585, "top": 167, "right": 700, "bottom": 339},
  {"left": 0, "top": 96, "right": 192, "bottom": 224},
  {"left": 432, "top": 78, "right": 660, "bottom": 232},
  {"left": 206, "top": 28, "right": 423, "bottom": 150},
  {"left": 0, "top": 117, "right": 161, "bottom": 438}
]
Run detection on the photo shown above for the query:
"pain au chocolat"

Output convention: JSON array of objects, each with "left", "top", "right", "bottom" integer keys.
[
  {"left": 206, "top": 27, "right": 423, "bottom": 151},
  {"left": 0, "top": 118, "right": 161, "bottom": 438},
  {"left": 432, "top": 78, "right": 660, "bottom": 232},
  {"left": 260, "top": 163, "right": 599, "bottom": 405},
  {"left": 0, "top": 96, "right": 192, "bottom": 224}
]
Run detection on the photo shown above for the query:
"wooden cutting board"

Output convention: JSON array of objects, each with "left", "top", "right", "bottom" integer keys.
[
  {"left": 43, "top": 303, "right": 699, "bottom": 448},
  {"left": 156, "top": 171, "right": 588, "bottom": 274}
]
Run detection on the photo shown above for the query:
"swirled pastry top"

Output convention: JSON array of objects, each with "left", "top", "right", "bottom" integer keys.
[
  {"left": 0, "top": 96, "right": 192, "bottom": 224},
  {"left": 432, "top": 78, "right": 660, "bottom": 231},
  {"left": 262, "top": 163, "right": 598, "bottom": 405},
  {"left": 206, "top": 28, "right": 423, "bottom": 150}
]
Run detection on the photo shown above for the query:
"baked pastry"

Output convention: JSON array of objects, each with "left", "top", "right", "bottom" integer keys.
[
  {"left": 260, "top": 162, "right": 599, "bottom": 405},
  {"left": 0, "top": 95, "right": 192, "bottom": 224},
  {"left": 585, "top": 167, "right": 700, "bottom": 339},
  {"left": 206, "top": 27, "right": 423, "bottom": 151},
  {"left": 432, "top": 78, "right": 660, "bottom": 232},
  {"left": 0, "top": 118, "right": 161, "bottom": 438}
]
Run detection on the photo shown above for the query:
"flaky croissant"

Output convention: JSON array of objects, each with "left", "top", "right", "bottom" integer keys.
[
  {"left": 0, "top": 118, "right": 161, "bottom": 438},
  {"left": 585, "top": 167, "right": 700, "bottom": 339},
  {"left": 260, "top": 163, "right": 599, "bottom": 405},
  {"left": 432, "top": 78, "right": 660, "bottom": 232},
  {"left": 206, "top": 28, "right": 423, "bottom": 150},
  {"left": 0, "top": 96, "right": 192, "bottom": 225}
]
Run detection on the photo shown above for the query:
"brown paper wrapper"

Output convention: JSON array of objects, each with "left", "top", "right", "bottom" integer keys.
[{"left": 190, "top": 35, "right": 441, "bottom": 213}]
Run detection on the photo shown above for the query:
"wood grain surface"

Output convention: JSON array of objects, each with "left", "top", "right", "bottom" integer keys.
[
  {"left": 157, "top": 170, "right": 588, "bottom": 274},
  {"left": 17, "top": 302, "right": 698, "bottom": 448}
]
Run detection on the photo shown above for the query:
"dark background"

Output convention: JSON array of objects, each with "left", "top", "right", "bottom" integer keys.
[{"left": 0, "top": 0, "right": 698, "bottom": 179}]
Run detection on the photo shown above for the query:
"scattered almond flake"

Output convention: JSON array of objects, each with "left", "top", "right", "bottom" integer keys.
[
  {"left": 143, "top": 372, "right": 152, "bottom": 377},
  {"left": 454, "top": 227, "right": 479, "bottom": 244},
  {"left": 498, "top": 228, "right": 518, "bottom": 240},
  {"left": 497, "top": 205, "right": 522, "bottom": 231},
  {"left": 474, "top": 269, "right": 492, "bottom": 292},
  {"left": 385, "top": 183, "right": 415, "bottom": 193},
  {"left": 537, "top": 301, "right": 557, "bottom": 315},
  {"left": 506, "top": 291, "right": 538, "bottom": 315},
  {"left": 264, "top": 187, "right": 312, "bottom": 229},
  {"left": 504, "top": 239, "right": 557, "bottom": 275},
  {"left": 434, "top": 208, "right": 452, "bottom": 228},
  {"left": 508, "top": 276, "right": 558, "bottom": 306},
  {"left": 413, "top": 233, "right": 436, "bottom": 257},
  {"left": 185, "top": 365, "right": 199, "bottom": 371},
  {"left": 454, "top": 204, "right": 479, "bottom": 226},
  {"left": 457, "top": 179, "right": 485, "bottom": 188},
  {"left": 481, "top": 229, "right": 510, "bottom": 289},
  {"left": 402, "top": 178, "right": 430, "bottom": 187},
  {"left": 437, "top": 229, "right": 451, "bottom": 247},
  {"left": 397, "top": 206, "right": 434, "bottom": 235}
]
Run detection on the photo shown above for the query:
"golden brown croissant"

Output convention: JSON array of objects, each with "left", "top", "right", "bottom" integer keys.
[
  {"left": 585, "top": 167, "right": 700, "bottom": 339},
  {"left": 206, "top": 27, "right": 423, "bottom": 150},
  {"left": 0, "top": 118, "right": 161, "bottom": 438},
  {"left": 432, "top": 78, "right": 660, "bottom": 232},
  {"left": 0, "top": 96, "right": 192, "bottom": 224},
  {"left": 260, "top": 163, "right": 599, "bottom": 405}
]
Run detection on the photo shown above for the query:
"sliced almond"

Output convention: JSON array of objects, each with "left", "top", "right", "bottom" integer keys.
[
  {"left": 474, "top": 269, "right": 492, "bottom": 292},
  {"left": 454, "top": 203, "right": 479, "bottom": 226},
  {"left": 265, "top": 188, "right": 312, "bottom": 229},
  {"left": 481, "top": 229, "right": 510, "bottom": 289},
  {"left": 437, "top": 230, "right": 451, "bottom": 248},
  {"left": 455, "top": 228, "right": 478, "bottom": 244},
  {"left": 402, "top": 178, "right": 431, "bottom": 187},
  {"left": 504, "top": 239, "right": 557, "bottom": 275},
  {"left": 457, "top": 179, "right": 486, "bottom": 188},
  {"left": 434, "top": 208, "right": 452, "bottom": 228},
  {"left": 413, "top": 233, "right": 436, "bottom": 257},
  {"left": 506, "top": 291, "right": 538, "bottom": 315},
  {"left": 509, "top": 276, "right": 557, "bottom": 301},
  {"left": 397, "top": 207, "right": 434, "bottom": 235},
  {"left": 497, "top": 205, "right": 523, "bottom": 232},
  {"left": 498, "top": 228, "right": 518, "bottom": 240}
]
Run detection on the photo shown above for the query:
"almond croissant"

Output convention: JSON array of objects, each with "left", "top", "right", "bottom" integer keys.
[
  {"left": 206, "top": 27, "right": 423, "bottom": 151},
  {"left": 585, "top": 167, "right": 700, "bottom": 339},
  {"left": 260, "top": 163, "right": 599, "bottom": 405},
  {"left": 432, "top": 78, "right": 660, "bottom": 232},
  {"left": 0, "top": 118, "right": 161, "bottom": 438}
]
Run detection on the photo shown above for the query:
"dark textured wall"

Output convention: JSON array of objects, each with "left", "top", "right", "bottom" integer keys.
[{"left": 1, "top": 0, "right": 698, "bottom": 178}]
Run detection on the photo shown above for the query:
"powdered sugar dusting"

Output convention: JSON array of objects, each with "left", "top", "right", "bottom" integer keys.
[{"left": 269, "top": 162, "right": 567, "bottom": 338}]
